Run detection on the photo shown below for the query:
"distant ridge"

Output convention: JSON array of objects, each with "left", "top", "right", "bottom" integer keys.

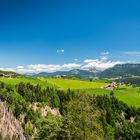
[
  {"left": 26, "top": 63, "right": 140, "bottom": 79},
  {"left": 32, "top": 69, "right": 95, "bottom": 79},
  {"left": 98, "top": 63, "right": 140, "bottom": 78}
]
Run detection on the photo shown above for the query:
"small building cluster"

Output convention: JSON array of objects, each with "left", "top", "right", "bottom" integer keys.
[
  {"left": 0, "top": 73, "right": 14, "bottom": 78},
  {"left": 101, "top": 82, "right": 119, "bottom": 90}
]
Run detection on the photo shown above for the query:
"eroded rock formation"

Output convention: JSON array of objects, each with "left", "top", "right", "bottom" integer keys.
[{"left": 0, "top": 101, "right": 25, "bottom": 140}]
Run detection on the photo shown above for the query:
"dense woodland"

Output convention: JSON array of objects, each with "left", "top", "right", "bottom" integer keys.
[
  {"left": 0, "top": 81, "right": 140, "bottom": 140},
  {"left": 115, "top": 77, "right": 140, "bottom": 87}
]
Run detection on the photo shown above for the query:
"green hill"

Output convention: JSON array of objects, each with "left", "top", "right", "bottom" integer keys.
[
  {"left": 33, "top": 69, "right": 95, "bottom": 79},
  {"left": 0, "top": 70, "right": 21, "bottom": 78},
  {"left": 98, "top": 63, "right": 140, "bottom": 78},
  {"left": 1, "top": 70, "right": 140, "bottom": 139},
  {"left": 0, "top": 77, "right": 140, "bottom": 139}
]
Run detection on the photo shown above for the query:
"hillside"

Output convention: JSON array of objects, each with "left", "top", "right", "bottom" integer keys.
[
  {"left": 98, "top": 63, "right": 140, "bottom": 78},
  {"left": 45, "top": 78, "right": 106, "bottom": 89},
  {"left": 0, "top": 70, "right": 21, "bottom": 78},
  {"left": 0, "top": 75, "right": 140, "bottom": 139},
  {"left": 0, "top": 78, "right": 140, "bottom": 139}
]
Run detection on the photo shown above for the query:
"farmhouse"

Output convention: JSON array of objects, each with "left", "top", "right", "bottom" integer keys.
[
  {"left": 0, "top": 73, "right": 9, "bottom": 78},
  {"left": 0, "top": 73, "right": 14, "bottom": 78},
  {"left": 102, "top": 82, "right": 119, "bottom": 90}
]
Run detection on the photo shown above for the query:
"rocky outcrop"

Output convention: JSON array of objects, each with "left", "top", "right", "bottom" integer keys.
[
  {"left": 0, "top": 101, "right": 25, "bottom": 140},
  {"left": 32, "top": 102, "right": 61, "bottom": 117}
]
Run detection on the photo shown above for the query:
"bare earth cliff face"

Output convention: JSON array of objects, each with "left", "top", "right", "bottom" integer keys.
[{"left": 0, "top": 101, "right": 25, "bottom": 140}]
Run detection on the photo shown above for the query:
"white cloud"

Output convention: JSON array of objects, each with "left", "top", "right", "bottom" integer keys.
[
  {"left": 26, "top": 63, "right": 81, "bottom": 73},
  {"left": 84, "top": 59, "right": 99, "bottom": 63},
  {"left": 82, "top": 57, "right": 123, "bottom": 71},
  {"left": 74, "top": 59, "right": 78, "bottom": 61},
  {"left": 17, "top": 66, "right": 24, "bottom": 69},
  {"left": 0, "top": 68, "right": 4, "bottom": 71},
  {"left": 27, "top": 64, "right": 62, "bottom": 72},
  {"left": 100, "top": 56, "right": 108, "bottom": 61},
  {"left": 62, "top": 63, "right": 81, "bottom": 69},
  {"left": 6, "top": 68, "right": 16, "bottom": 71},
  {"left": 0, "top": 57, "right": 125, "bottom": 74},
  {"left": 122, "top": 51, "right": 140, "bottom": 56},
  {"left": 101, "top": 51, "right": 109, "bottom": 55},
  {"left": 57, "top": 49, "right": 65, "bottom": 53},
  {"left": 16, "top": 69, "right": 35, "bottom": 74},
  {"left": 1, "top": 68, "right": 16, "bottom": 72}
]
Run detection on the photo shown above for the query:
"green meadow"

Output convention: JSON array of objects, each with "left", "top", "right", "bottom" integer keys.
[
  {"left": 41, "top": 78, "right": 140, "bottom": 107},
  {"left": 0, "top": 77, "right": 140, "bottom": 106},
  {"left": 80, "top": 87, "right": 140, "bottom": 107},
  {"left": 44, "top": 78, "right": 107, "bottom": 89},
  {"left": 0, "top": 77, "right": 53, "bottom": 88}
]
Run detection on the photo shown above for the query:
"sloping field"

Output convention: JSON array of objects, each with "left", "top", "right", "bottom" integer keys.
[
  {"left": 0, "top": 77, "right": 52, "bottom": 88},
  {"left": 81, "top": 87, "right": 140, "bottom": 107},
  {"left": 0, "top": 77, "right": 106, "bottom": 89},
  {"left": 0, "top": 77, "right": 140, "bottom": 106},
  {"left": 44, "top": 78, "right": 107, "bottom": 89}
]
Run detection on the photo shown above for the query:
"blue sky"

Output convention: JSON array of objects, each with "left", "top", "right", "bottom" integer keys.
[{"left": 0, "top": 0, "right": 140, "bottom": 73}]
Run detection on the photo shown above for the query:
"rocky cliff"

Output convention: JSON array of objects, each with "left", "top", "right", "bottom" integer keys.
[{"left": 0, "top": 101, "right": 25, "bottom": 140}]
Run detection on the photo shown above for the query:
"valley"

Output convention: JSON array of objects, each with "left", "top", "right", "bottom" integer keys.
[
  {"left": 0, "top": 64, "right": 140, "bottom": 139},
  {"left": 0, "top": 76, "right": 140, "bottom": 107}
]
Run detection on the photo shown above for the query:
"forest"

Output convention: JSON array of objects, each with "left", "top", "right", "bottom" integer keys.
[{"left": 0, "top": 81, "right": 140, "bottom": 140}]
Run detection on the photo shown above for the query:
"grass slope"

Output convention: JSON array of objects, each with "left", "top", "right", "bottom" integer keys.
[
  {"left": 81, "top": 87, "right": 140, "bottom": 107},
  {"left": 0, "top": 77, "right": 140, "bottom": 107},
  {"left": 0, "top": 77, "right": 53, "bottom": 88},
  {"left": 44, "top": 78, "right": 140, "bottom": 107},
  {"left": 44, "top": 78, "right": 107, "bottom": 89}
]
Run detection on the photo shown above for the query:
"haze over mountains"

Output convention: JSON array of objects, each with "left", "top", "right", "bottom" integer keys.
[
  {"left": 32, "top": 69, "right": 95, "bottom": 79},
  {"left": 1, "top": 63, "right": 140, "bottom": 79},
  {"left": 30, "top": 63, "right": 140, "bottom": 79}
]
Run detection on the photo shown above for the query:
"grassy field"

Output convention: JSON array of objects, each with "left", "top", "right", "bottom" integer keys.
[
  {"left": 0, "top": 77, "right": 140, "bottom": 106},
  {"left": 44, "top": 78, "right": 107, "bottom": 89},
  {"left": 43, "top": 78, "right": 140, "bottom": 106},
  {"left": 0, "top": 77, "right": 53, "bottom": 88},
  {"left": 80, "top": 87, "right": 140, "bottom": 107},
  {"left": 0, "top": 77, "right": 107, "bottom": 89}
]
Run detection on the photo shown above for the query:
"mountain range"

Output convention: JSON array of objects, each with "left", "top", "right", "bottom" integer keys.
[
  {"left": 1, "top": 63, "right": 139, "bottom": 79},
  {"left": 27, "top": 63, "right": 140, "bottom": 79},
  {"left": 98, "top": 63, "right": 140, "bottom": 78},
  {"left": 32, "top": 69, "right": 95, "bottom": 79}
]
